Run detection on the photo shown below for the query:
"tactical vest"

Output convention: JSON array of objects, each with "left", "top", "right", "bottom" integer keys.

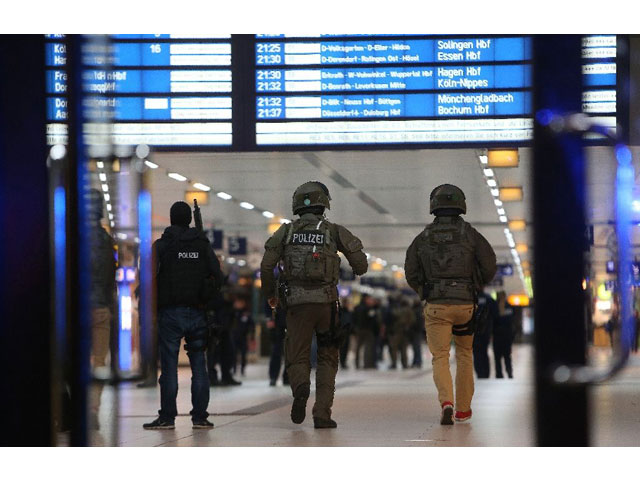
[
  {"left": 417, "top": 217, "right": 476, "bottom": 303},
  {"left": 157, "top": 235, "right": 210, "bottom": 309},
  {"left": 282, "top": 217, "right": 340, "bottom": 306}
]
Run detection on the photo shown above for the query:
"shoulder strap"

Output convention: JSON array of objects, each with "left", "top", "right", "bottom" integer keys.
[{"left": 284, "top": 222, "right": 294, "bottom": 245}]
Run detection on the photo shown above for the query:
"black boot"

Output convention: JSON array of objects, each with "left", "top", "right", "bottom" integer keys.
[
  {"left": 291, "top": 384, "right": 310, "bottom": 424},
  {"left": 313, "top": 417, "right": 337, "bottom": 429}
]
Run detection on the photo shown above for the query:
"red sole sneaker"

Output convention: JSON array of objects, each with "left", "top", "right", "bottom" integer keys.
[{"left": 455, "top": 410, "right": 472, "bottom": 422}]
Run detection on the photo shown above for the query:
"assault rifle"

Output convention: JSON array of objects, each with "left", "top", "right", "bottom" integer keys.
[{"left": 193, "top": 198, "right": 203, "bottom": 232}]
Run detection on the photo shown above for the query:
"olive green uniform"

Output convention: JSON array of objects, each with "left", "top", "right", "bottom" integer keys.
[{"left": 261, "top": 212, "right": 367, "bottom": 422}]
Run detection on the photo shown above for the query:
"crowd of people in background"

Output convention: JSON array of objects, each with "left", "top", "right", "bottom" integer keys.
[{"left": 202, "top": 286, "right": 521, "bottom": 385}]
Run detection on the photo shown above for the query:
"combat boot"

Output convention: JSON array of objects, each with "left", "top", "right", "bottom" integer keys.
[
  {"left": 291, "top": 383, "right": 310, "bottom": 424},
  {"left": 313, "top": 417, "right": 337, "bottom": 429}
]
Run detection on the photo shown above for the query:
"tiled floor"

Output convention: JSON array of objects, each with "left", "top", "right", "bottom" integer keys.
[{"left": 75, "top": 344, "right": 639, "bottom": 447}]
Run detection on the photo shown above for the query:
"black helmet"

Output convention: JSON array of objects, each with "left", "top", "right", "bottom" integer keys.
[
  {"left": 292, "top": 181, "right": 331, "bottom": 215},
  {"left": 429, "top": 184, "right": 466, "bottom": 215}
]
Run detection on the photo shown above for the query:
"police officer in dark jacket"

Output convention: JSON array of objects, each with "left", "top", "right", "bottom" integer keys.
[
  {"left": 261, "top": 181, "right": 368, "bottom": 428},
  {"left": 143, "top": 201, "right": 222, "bottom": 430},
  {"left": 473, "top": 291, "right": 498, "bottom": 379},
  {"left": 405, "top": 184, "right": 496, "bottom": 425}
]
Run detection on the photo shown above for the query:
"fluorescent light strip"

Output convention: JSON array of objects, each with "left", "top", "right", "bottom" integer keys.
[
  {"left": 99, "top": 173, "right": 107, "bottom": 182},
  {"left": 491, "top": 188, "right": 500, "bottom": 197},
  {"left": 499, "top": 215, "right": 508, "bottom": 223},
  {"left": 239, "top": 202, "right": 254, "bottom": 210},
  {"left": 101, "top": 183, "right": 108, "bottom": 192},
  {"left": 487, "top": 179, "right": 497, "bottom": 187},
  {"left": 494, "top": 199, "right": 503, "bottom": 207},
  {"left": 193, "top": 182, "right": 211, "bottom": 192},
  {"left": 168, "top": 172, "right": 187, "bottom": 182},
  {"left": 262, "top": 211, "right": 275, "bottom": 219},
  {"left": 217, "top": 191, "right": 232, "bottom": 200},
  {"left": 483, "top": 168, "right": 494, "bottom": 177},
  {"left": 144, "top": 160, "right": 159, "bottom": 169},
  {"left": 479, "top": 155, "right": 488, "bottom": 164},
  {"left": 103, "top": 193, "right": 110, "bottom": 202},
  {"left": 96, "top": 161, "right": 104, "bottom": 169},
  {"left": 497, "top": 208, "right": 506, "bottom": 215},
  {"left": 106, "top": 204, "right": 112, "bottom": 211}
]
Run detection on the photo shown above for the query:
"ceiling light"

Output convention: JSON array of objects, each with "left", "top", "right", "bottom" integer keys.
[
  {"left": 239, "top": 202, "right": 254, "bottom": 210},
  {"left": 497, "top": 208, "right": 506, "bottom": 215},
  {"left": 633, "top": 200, "right": 640, "bottom": 212},
  {"left": 499, "top": 187, "right": 523, "bottom": 202},
  {"left": 479, "top": 155, "right": 488, "bottom": 164},
  {"left": 106, "top": 204, "right": 112, "bottom": 211},
  {"left": 487, "top": 179, "right": 497, "bottom": 187},
  {"left": 507, "top": 238, "right": 516, "bottom": 248},
  {"left": 491, "top": 188, "right": 500, "bottom": 197},
  {"left": 499, "top": 215, "right": 508, "bottom": 223},
  {"left": 103, "top": 193, "right": 110, "bottom": 202},
  {"left": 144, "top": 160, "right": 159, "bottom": 169},
  {"left": 217, "top": 192, "right": 232, "bottom": 200},
  {"left": 110, "top": 221, "right": 115, "bottom": 227},
  {"left": 168, "top": 172, "right": 187, "bottom": 182},
  {"left": 262, "top": 211, "right": 275, "bottom": 219},
  {"left": 494, "top": 199, "right": 503, "bottom": 207},
  {"left": 101, "top": 183, "right": 108, "bottom": 192},
  {"left": 99, "top": 173, "right": 107, "bottom": 182},
  {"left": 510, "top": 248, "right": 519, "bottom": 257},
  {"left": 509, "top": 219, "right": 526, "bottom": 231},
  {"left": 96, "top": 161, "right": 104, "bottom": 169},
  {"left": 483, "top": 168, "right": 494, "bottom": 177},
  {"left": 108, "top": 213, "right": 114, "bottom": 220},
  {"left": 193, "top": 183, "right": 211, "bottom": 192},
  {"left": 488, "top": 149, "right": 519, "bottom": 168}
]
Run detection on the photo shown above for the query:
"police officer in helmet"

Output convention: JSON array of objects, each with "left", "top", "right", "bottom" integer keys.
[
  {"left": 261, "top": 181, "right": 368, "bottom": 428},
  {"left": 404, "top": 184, "right": 496, "bottom": 425},
  {"left": 143, "top": 201, "right": 222, "bottom": 430}
]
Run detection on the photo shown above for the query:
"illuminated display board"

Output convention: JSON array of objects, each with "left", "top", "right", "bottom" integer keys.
[
  {"left": 45, "top": 35, "right": 232, "bottom": 146},
  {"left": 44, "top": 35, "right": 618, "bottom": 149},
  {"left": 254, "top": 35, "right": 617, "bottom": 147}
]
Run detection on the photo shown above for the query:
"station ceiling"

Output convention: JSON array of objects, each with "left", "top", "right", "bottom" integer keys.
[{"left": 148, "top": 147, "right": 534, "bottom": 294}]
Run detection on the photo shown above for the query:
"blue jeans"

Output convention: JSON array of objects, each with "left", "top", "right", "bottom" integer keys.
[{"left": 158, "top": 307, "right": 210, "bottom": 422}]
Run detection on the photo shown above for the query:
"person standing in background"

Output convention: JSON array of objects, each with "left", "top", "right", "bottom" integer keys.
[
  {"left": 473, "top": 291, "right": 498, "bottom": 379},
  {"left": 493, "top": 291, "right": 515, "bottom": 379}
]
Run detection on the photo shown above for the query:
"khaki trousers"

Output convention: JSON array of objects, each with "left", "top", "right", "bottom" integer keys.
[
  {"left": 424, "top": 303, "right": 475, "bottom": 412},
  {"left": 285, "top": 303, "right": 338, "bottom": 421}
]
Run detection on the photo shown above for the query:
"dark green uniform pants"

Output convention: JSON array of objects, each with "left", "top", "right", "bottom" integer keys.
[{"left": 285, "top": 303, "right": 338, "bottom": 421}]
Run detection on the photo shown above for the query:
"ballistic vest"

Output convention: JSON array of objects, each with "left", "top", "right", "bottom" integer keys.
[
  {"left": 157, "top": 227, "right": 211, "bottom": 309},
  {"left": 417, "top": 216, "right": 476, "bottom": 303},
  {"left": 282, "top": 217, "right": 340, "bottom": 305}
]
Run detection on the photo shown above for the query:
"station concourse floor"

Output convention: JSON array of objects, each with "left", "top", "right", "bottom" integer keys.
[{"left": 83, "top": 344, "right": 640, "bottom": 447}]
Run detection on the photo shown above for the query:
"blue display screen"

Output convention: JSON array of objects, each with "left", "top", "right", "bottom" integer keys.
[
  {"left": 44, "top": 35, "right": 233, "bottom": 147},
  {"left": 254, "top": 34, "right": 618, "bottom": 146}
]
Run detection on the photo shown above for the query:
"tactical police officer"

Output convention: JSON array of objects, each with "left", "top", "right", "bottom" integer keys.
[
  {"left": 143, "top": 201, "right": 222, "bottom": 430},
  {"left": 260, "top": 181, "right": 368, "bottom": 428},
  {"left": 404, "top": 184, "right": 496, "bottom": 425}
]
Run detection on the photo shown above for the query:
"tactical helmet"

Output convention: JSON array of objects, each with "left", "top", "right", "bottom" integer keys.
[
  {"left": 429, "top": 184, "right": 467, "bottom": 215},
  {"left": 292, "top": 181, "right": 331, "bottom": 215}
]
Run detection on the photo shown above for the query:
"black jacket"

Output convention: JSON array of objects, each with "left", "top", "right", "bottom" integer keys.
[{"left": 155, "top": 226, "right": 222, "bottom": 309}]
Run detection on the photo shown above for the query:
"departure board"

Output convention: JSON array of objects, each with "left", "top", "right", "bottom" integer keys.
[
  {"left": 254, "top": 35, "right": 617, "bottom": 147},
  {"left": 43, "top": 35, "right": 619, "bottom": 149},
  {"left": 45, "top": 35, "right": 232, "bottom": 146}
]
